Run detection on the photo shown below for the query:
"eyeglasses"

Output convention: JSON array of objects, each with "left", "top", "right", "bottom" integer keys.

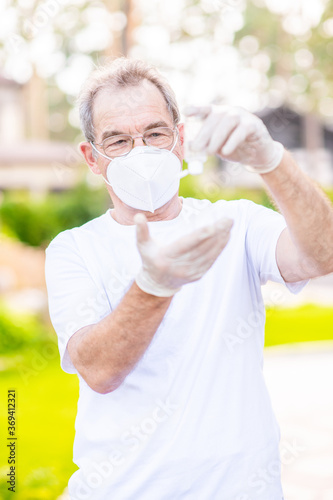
[{"left": 91, "top": 126, "right": 179, "bottom": 160}]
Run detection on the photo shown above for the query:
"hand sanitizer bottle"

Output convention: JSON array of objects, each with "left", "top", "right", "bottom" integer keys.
[{"left": 184, "top": 115, "right": 207, "bottom": 176}]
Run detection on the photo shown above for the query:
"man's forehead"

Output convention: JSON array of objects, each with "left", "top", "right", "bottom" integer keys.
[{"left": 93, "top": 80, "right": 170, "bottom": 125}]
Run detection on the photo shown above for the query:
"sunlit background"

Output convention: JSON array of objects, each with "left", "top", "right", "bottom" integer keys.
[{"left": 0, "top": 1, "right": 333, "bottom": 499}]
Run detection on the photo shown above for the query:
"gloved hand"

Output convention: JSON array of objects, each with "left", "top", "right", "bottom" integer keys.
[
  {"left": 184, "top": 105, "right": 284, "bottom": 174},
  {"left": 134, "top": 213, "right": 234, "bottom": 297}
]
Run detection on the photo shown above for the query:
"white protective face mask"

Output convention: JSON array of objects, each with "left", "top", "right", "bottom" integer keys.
[{"left": 104, "top": 146, "right": 182, "bottom": 213}]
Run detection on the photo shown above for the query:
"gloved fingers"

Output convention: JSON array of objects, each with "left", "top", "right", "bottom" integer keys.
[
  {"left": 183, "top": 105, "right": 213, "bottom": 120},
  {"left": 183, "top": 106, "right": 234, "bottom": 154},
  {"left": 137, "top": 220, "right": 233, "bottom": 292},
  {"left": 172, "top": 238, "right": 221, "bottom": 265},
  {"left": 134, "top": 213, "right": 151, "bottom": 246},
  {"left": 220, "top": 120, "right": 255, "bottom": 157},
  {"left": 205, "top": 116, "right": 241, "bottom": 156},
  {"left": 190, "top": 217, "right": 233, "bottom": 252},
  {"left": 195, "top": 109, "right": 257, "bottom": 155},
  {"left": 172, "top": 229, "right": 232, "bottom": 282},
  {"left": 168, "top": 217, "right": 233, "bottom": 256},
  {"left": 168, "top": 218, "right": 234, "bottom": 263},
  {"left": 193, "top": 113, "right": 221, "bottom": 152},
  {"left": 168, "top": 224, "right": 216, "bottom": 255},
  {"left": 192, "top": 224, "right": 233, "bottom": 264}
]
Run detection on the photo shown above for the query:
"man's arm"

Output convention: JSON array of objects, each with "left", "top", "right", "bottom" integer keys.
[
  {"left": 67, "top": 214, "right": 233, "bottom": 394},
  {"left": 262, "top": 149, "right": 333, "bottom": 282},
  {"left": 68, "top": 282, "right": 172, "bottom": 394},
  {"left": 185, "top": 105, "right": 333, "bottom": 282}
]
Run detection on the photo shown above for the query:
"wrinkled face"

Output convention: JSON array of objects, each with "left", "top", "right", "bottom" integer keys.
[{"left": 91, "top": 79, "right": 184, "bottom": 178}]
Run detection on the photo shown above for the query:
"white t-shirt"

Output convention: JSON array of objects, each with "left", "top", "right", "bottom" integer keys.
[{"left": 45, "top": 197, "right": 306, "bottom": 500}]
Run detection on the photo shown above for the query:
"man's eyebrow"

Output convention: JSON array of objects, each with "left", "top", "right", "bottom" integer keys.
[
  {"left": 100, "top": 121, "right": 171, "bottom": 142},
  {"left": 101, "top": 130, "right": 123, "bottom": 142},
  {"left": 143, "top": 121, "right": 169, "bottom": 131}
]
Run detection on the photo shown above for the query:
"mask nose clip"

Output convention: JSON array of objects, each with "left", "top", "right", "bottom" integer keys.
[{"left": 143, "top": 147, "right": 163, "bottom": 155}]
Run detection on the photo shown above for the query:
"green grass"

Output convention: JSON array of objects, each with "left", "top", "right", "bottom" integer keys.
[
  {"left": 0, "top": 351, "right": 79, "bottom": 500},
  {"left": 265, "top": 305, "right": 333, "bottom": 346}
]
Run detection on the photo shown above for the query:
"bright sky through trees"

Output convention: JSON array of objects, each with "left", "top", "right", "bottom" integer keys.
[{"left": 0, "top": 0, "right": 331, "bottom": 138}]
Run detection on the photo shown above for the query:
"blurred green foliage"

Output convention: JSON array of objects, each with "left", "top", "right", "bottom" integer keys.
[
  {"left": 0, "top": 306, "right": 53, "bottom": 355},
  {"left": 234, "top": 0, "right": 333, "bottom": 112},
  {"left": 1, "top": 179, "right": 333, "bottom": 248},
  {"left": 0, "top": 183, "right": 110, "bottom": 248},
  {"left": 179, "top": 173, "right": 278, "bottom": 209}
]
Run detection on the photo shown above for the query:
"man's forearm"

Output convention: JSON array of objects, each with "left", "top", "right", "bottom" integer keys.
[
  {"left": 68, "top": 282, "right": 173, "bottom": 394},
  {"left": 262, "top": 149, "right": 333, "bottom": 276}
]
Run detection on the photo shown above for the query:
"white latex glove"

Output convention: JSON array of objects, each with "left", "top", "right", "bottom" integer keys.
[
  {"left": 184, "top": 105, "right": 284, "bottom": 174},
  {"left": 134, "top": 213, "right": 234, "bottom": 297}
]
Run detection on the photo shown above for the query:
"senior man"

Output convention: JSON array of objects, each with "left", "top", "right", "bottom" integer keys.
[{"left": 45, "top": 58, "right": 333, "bottom": 500}]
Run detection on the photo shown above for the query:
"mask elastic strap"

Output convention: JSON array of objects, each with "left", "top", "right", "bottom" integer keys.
[
  {"left": 170, "top": 129, "right": 179, "bottom": 154},
  {"left": 167, "top": 128, "right": 189, "bottom": 178},
  {"left": 179, "top": 169, "right": 189, "bottom": 178},
  {"left": 90, "top": 141, "right": 113, "bottom": 161},
  {"left": 89, "top": 142, "right": 114, "bottom": 186}
]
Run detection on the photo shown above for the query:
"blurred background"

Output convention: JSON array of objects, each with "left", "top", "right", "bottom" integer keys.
[{"left": 0, "top": 0, "right": 333, "bottom": 498}]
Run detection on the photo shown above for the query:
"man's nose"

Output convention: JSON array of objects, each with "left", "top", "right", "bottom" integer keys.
[{"left": 133, "top": 135, "right": 146, "bottom": 147}]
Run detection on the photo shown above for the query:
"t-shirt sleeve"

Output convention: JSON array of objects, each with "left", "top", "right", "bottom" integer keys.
[
  {"left": 45, "top": 231, "right": 111, "bottom": 374},
  {"left": 244, "top": 200, "right": 309, "bottom": 294}
]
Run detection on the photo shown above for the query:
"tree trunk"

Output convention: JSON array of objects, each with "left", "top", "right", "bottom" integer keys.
[
  {"left": 23, "top": 66, "right": 49, "bottom": 140},
  {"left": 302, "top": 113, "right": 324, "bottom": 151},
  {"left": 104, "top": 0, "right": 138, "bottom": 58}
]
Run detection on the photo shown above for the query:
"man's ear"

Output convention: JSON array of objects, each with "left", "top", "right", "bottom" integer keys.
[
  {"left": 178, "top": 123, "right": 184, "bottom": 145},
  {"left": 177, "top": 123, "right": 185, "bottom": 156},
  {"left": 80, "top": 142, "right": 102, "bottom": 175}
]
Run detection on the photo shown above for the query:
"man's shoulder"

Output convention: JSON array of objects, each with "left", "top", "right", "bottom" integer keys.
[
  {"left": 46, "top": 210, "right": 110, "bottom": 252},
  {"left": 181, "top": 197, "right": 281, "bottom": 234},
  {"left": 182, "top": 196, "right": 259, "bottom": 215}
]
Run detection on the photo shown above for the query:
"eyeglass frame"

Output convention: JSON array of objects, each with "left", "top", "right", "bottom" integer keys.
[{"left": 90, "top": 126, "right": 180, "bottom": 161}]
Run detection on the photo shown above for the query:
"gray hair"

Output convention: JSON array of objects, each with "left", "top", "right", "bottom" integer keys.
[{"left": 78, "top": 57, "right": 181, "bottom": 144}]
